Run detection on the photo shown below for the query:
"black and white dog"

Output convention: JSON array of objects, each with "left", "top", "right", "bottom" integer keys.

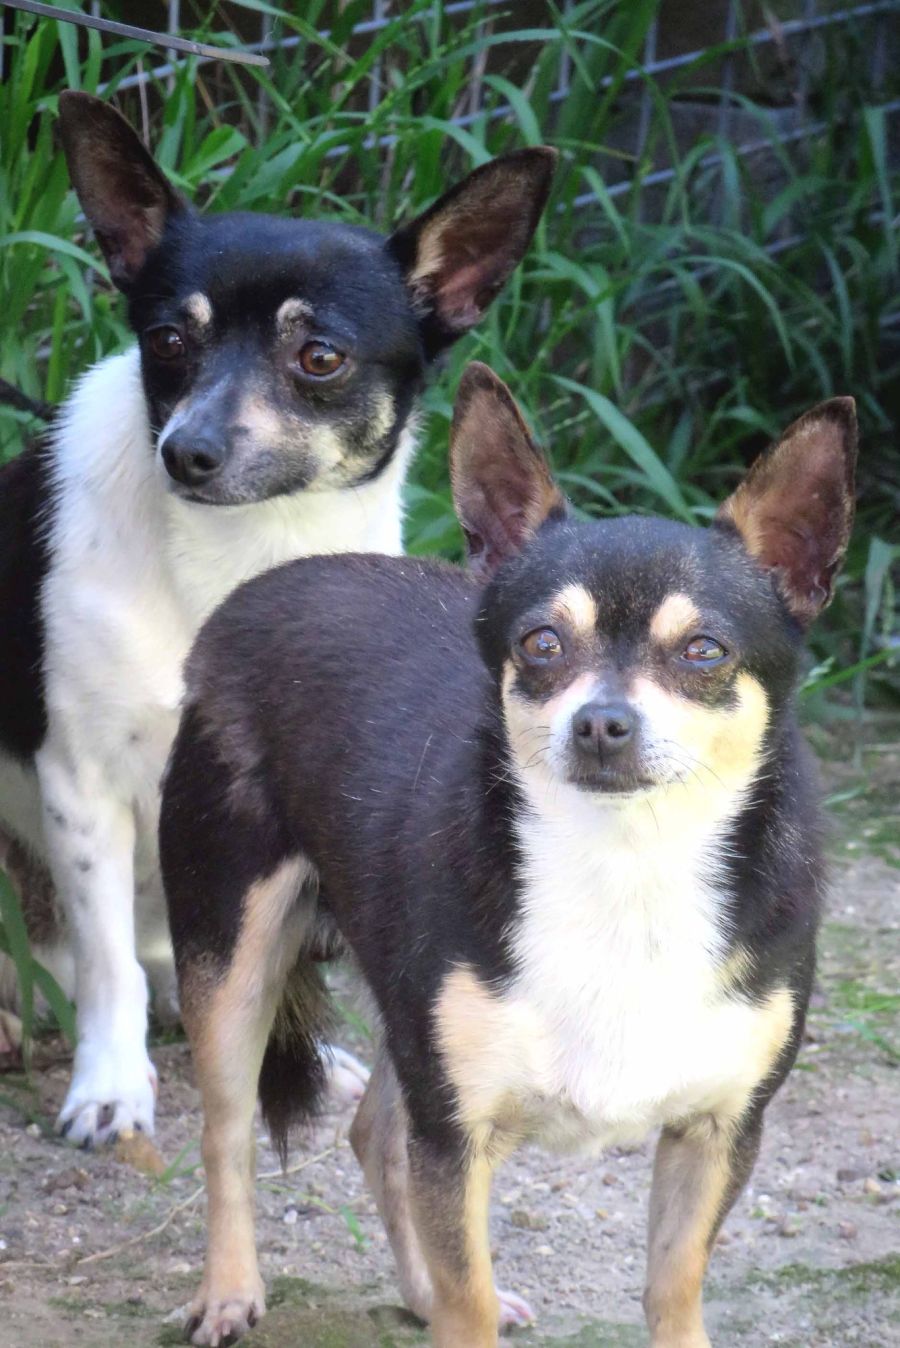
[
  {"left": 161, "top": 364, "right": 855, "bottom": 1346},
  {"left": 0, "top": 91, "right": 554, "bottom": 1147}
]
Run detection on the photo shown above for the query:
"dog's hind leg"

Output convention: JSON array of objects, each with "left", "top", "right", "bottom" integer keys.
[
  {"left": 178, "top": 857, "right": 312, "bottom": 1347},
  {"left": 162, "top": 704, "right": 331, "bottom": 1346},
  {"left": 350, "top": 1044, "right": 436, "bottom": 1320}
]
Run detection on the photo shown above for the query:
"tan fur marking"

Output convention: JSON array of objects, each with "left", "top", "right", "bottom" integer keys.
[
  {"left": 644, "top": 1118, "right": 731, "bottom": 1348},
  {"left": 649, "top": 592, "right": 701, "bottom": 646},
  {"left": 631, "top": 671, "right": 770, "bottom": 796},
  {"left": 183, "top": 291, "right": 213, "bottom": 333},
  {"left": 407, "top": 227, "right": 445, "bottom": 286},
  {"left": 644, "top": 985, "right": 795, "bottom": 1346},
  {"left": 412, "top": 1150, "right": 499, "bottom": 1348},
  {"left": 502, "top": 665, "right": 598, "bottom": 790},
  {"left": 550, "top": 583, "right": 597, "bottom": 637},
  {"left": 182, "top": 859, "right": 310, "bottom": 1338},
  {"left": 436, "top": 963, "right": 539, "bottom": 1148},
  {"left": 275, "top": 296, "right": 313, "bottom": 338},
  {"left": 714, "top": 944, "right": 754, "bottom": 996}
]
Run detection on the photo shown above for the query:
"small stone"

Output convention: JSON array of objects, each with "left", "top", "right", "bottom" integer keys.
[
  {"left": 51, "top": 1203, "right": 68, "bottom": 1216},
  {"left": 863, "top": 1178, "right": 882, "bottom": 1197},
  {"left": 509, "top": 1208, "right": 548, "bottom": 1231},
  {"left": 777, "top": 1217, "right": 800, "bottom": 1238},
  {"left": 45, "top": 1167, "right": 90, "bottom": 1193},
  {"left": 168, "top": 1260, "right": 192, "bottom": 1275},
  {"left": 536, "top": 1245, "right": 553, "bottom": 1257},
  {"left": 24, "top": 1123, "right": 40, "bottom": 1138},
  {"left": 602, "top": 1172, "right": 618, "bottom": 1186},
  {"left": 838, "top": 1221, "right": 858, "bottom": 1240},
  {"left": 68, "top": 1275, "right": 88, "bottom": 1286},
  {"left": 283, "top": 1206, "right": 299, "bottom": 1225},
  {"left": 837, "top": 1167, "right": 865, "bottom": 1183},
  {"left": 715, "top": 1232, "right": 731, "bottom": 1247}
]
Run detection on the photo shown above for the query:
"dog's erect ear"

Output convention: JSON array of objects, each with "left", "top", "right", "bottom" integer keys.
[
  {"left": 450, "top": 363, "right": 566, "bottom": 581},
  {"left": 387, "top": 147, "right": 557, "bottom": 356},
  {"left": 58, "top": 91, "right": 185, "bottom": 291},
  {"left": 716, "top": 397, "right": 857, "bottom": 625}
]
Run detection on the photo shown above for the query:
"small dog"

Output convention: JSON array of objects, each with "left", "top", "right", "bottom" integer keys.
[
  {"left": 161, "top": 363, "right": 856, "bottom": 1347},
  {"left": 0, "top": 90, "right": 554, "bottom": 1146}
]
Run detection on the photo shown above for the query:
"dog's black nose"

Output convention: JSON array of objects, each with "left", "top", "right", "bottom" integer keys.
[
  {"left": 161, "top": 433, "right": 225, "bottom": 487},
  {"left": 572, "top": 702, "right": 635, "bottom": 757}
]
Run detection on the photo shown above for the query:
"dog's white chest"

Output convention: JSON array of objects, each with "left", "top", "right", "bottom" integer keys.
[
  {"left": 508, "top": 802, "right": 777, "bottom": 1148},
  {"left": 439, "top": 792, "right": 786, "bottom": 1155}
]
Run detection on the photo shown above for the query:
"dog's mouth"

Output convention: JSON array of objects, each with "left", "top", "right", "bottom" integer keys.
[
  {"left": 565, "top": 768, "right": 659, "bottom": 797},
  {"left": 164, "top": 471, "right": 312, "bottom": 508}
]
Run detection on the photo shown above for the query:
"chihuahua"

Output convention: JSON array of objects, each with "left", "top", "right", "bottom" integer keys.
[
  {"left": 160, "top": 364, "right": 856, "bottom": 1346},
  {"left": 0, "top": 91, "right": 554, "bottom": 1147}
]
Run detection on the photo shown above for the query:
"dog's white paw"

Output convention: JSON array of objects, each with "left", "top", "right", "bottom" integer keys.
[
  {"left": 498, "top": 1286, "right": 536, "bottom": 1329},
  {"left": 0, "top": 1008, "right": 23, "bottom": 1060},
  {"left": 185, "top": 1281, "right": 266, "bottom": 1346},
  {"left": 321, "top": 1042, "right": 370, "bottom": 1105},
  {"left": 56, "top": 1041, "right": 157, "bottom": 1147}
]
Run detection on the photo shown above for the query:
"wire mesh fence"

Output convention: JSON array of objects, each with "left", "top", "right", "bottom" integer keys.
[{"left": 91, "top": 0, "right": 900, "bottom": 219}]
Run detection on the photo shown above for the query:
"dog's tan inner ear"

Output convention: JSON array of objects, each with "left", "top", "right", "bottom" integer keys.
[
  {"left": 389, "top": 148, "right": 556, "bottom": 348},
  {"left": 58, "top": 91, "right": 184, "bottom": 291},
  {"left": 450, "top": 363, "right": 565, "bottom": 582},
  {"left": 716, "top": 398, "right": 857, "bottom": 626}
]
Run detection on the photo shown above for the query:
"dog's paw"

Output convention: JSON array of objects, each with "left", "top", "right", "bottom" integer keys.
[
  {"left": 0, "top": 1008, "right": 23, "bottom": 1063},
  {"left": 321, "top": 1042, "right": 370, "bottom": 1106},
  {"left": 56, "top": 1043, "right": 157, "bottom": 1147},
  {"left": 184, "top": 1283, "right": 265, "bottom": 1346},
  {"left": 498, "top": 1286, "right": 535, "bottom": 1330}
]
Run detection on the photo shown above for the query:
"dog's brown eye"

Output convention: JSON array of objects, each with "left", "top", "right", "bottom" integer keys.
[
  {"left": 147, "top": 326, "right": 185, "bottom": 361},
  {"left": 520, "top": 628, "right": 564, "bottom": 663},
  {"left": 682, "top": 636, "right": 727, "bottom": 663},
  {"left": 296, "top": 341, "right": 345, "bottom": 378}
]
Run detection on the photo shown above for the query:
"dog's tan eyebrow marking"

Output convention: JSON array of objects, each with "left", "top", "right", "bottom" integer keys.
[
  {"left": 275, "top": 297, "right": 314, "bottom": 338},
  {"left": 649, "top": 592, "right": 701, "bottom": 644},
  {"left": 550, "top": 583, "right": 597, "bottom": 635},
  {"left": 182, "top": 292, "right": 213, "bottom": 331}
]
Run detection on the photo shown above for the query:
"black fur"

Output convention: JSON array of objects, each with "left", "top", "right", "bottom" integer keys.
[
  {"left": 161, "top": 508, "right": 826, "bottom": 1145},
  {"left": 56, "top": 93, "right": 556, "bottom": 507},
  {"left": 258, "top": 959, "right": 332, "bottom": 1166},
  {"left": 0, "top": 445, "right": 53, "bottom": 760}
]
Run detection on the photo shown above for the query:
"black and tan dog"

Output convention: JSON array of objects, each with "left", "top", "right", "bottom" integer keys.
[{"left": 161, "top": 365, "right": 856, "bottom": 1347}]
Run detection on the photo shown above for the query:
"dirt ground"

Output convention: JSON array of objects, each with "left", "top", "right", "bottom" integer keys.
[{"left": 0, "top": 731, "right": 897, "bottom": 1348}]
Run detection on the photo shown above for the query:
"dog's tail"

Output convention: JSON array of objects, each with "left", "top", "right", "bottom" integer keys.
[
  {"left": 0, "top": 378, "right": 55, "bottom": 423},
  {"left": 259, "top": 955, "right": 335, "bottom": 1167}
]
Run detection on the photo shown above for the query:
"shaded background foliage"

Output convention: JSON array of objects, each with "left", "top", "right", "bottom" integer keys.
[{"left": 1, "top": 0, "right": 897, "bottom": 710}]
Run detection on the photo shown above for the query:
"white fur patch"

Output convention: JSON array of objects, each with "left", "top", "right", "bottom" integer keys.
[
  {"left": 0, "top": 343, "right": 415, "bottom": 1140},
  {"left": 440, "top": 771, "right": 791, "bottom": 1155},
  {"left": 477, "top": 665, "right": 782, "bottom": 1154}
]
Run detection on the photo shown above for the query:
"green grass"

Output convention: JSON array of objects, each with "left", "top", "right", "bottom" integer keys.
[{"left": 0, "top": 0, "right": 898, "bottom": 1041}]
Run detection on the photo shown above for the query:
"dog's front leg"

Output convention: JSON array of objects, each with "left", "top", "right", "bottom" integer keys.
[
  {"left": 351, "top": 1047, "right": 534, "bottom": 1335},
  {"left": 36, "top": 748, "right": 155, "bottom": 1147},
  {"left": 406, "top": 1135, "right": 500, "bottom": 1348},
  {"left": 644, "top": 1111, "right": 763, "bottom": 1348}
]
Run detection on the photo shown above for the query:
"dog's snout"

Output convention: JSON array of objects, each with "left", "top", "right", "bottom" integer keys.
[
  {"left": 162, "top": 432, "right": 225, "bottom": 488},
  {"left": 572, "top": 702, "right": 635, "bottom": 757}
]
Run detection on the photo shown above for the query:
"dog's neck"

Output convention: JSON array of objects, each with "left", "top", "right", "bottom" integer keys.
[{"left": 53, "top": 346, "right": 416, "bottom": 628}]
